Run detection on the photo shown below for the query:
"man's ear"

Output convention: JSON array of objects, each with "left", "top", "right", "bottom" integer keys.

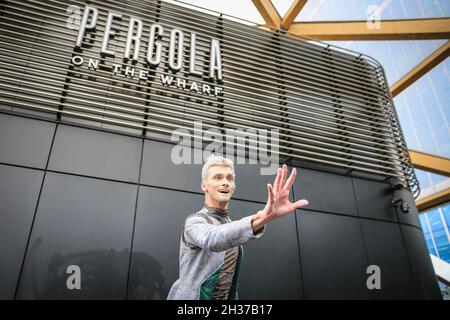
[{"left": 200, "top": 181, "right": 206, "bottom": 192}]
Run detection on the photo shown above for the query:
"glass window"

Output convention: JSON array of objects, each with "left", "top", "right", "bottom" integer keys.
[
  {"left": 426, "top": 209, "right": 450, "bottom": 263},
  {"left": 415, "top": 169, "right": 450, "bottom": 200},
  {"left": 295, "top": 0, "right": 450, "bottom": 22},
  {"left": 443, "top": 203, "right": 450, "bottom": 229}
]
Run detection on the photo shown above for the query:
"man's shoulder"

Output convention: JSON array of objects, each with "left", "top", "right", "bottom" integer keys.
[
  {"left": 186, "top": 207, "right": 207, "bottom": 218},
  {"left": 185, "top": 208, "right": 214, "bottom": 224}
]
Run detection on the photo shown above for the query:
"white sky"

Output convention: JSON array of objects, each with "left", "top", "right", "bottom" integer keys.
[
  {"left": 172, "top": 0, "right": 330, "bottom": 25},
  {"left": 173, "top": 0, "right": 294, "bottom": 25}
]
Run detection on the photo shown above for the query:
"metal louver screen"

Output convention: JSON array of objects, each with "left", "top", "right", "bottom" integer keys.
[{"left": 0, "top": 0, "right": 419, "bottom": 197}]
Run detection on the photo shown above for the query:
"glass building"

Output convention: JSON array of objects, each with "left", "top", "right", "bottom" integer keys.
[
  {"left": 419, "top": 204, "right": 450, "bottom": 299},
  {"left": 420, "top": 204, "right": 450, "bottom": 263}
]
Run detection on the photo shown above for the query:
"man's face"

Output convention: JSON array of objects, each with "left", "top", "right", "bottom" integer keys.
[{"left": 201, "top": 165, "right": 236, "bottom": 206}]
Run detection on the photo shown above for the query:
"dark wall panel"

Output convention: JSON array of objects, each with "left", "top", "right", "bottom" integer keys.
[
  {"left": 0, "top": 165, "right": 44, "bottom": 299},
  {"left": 232, "top": 199, "right": 303, "bottom": 299},
  {"left": 232, "top": 163, "right": 278, "bottom": 203},
  {"left": 0, "top": 113, "right": 55, "bottom": 168},
  {"left": 400, "top": 225, "right": 442, "bottom": 300},
  {"left": 293, "top": 167, "right": 358, "bottom": 217},
  {"left": 48, "top": 125, "right": 142, "bottom": 183},
  {"left": 128, "top": 187, "right": 204, "bottom": 299},
  {"left": 352, "top": 178, "right": 398, "bottom": 222},
  {"left": 297, "top": 210, "right": 373, "bottom": 299},
  {"left": 361, "top": 219, "right": 420, "bottom": 299},
  {"left": 141, "top": 140, "right": 202, "bottom": 193},
  {"left": 16, "top": 173, "right": 137, "bottom": 299}
]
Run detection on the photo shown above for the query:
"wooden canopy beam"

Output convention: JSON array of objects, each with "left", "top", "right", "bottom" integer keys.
[
  {"left": 409, "top": 150, "right": 450, "bottom": 177},
  {"left": 281, "top": 0, "right": 308, "bottom": 30},
  {"left": 391, "top": 41, "right": 450, "bottom": 97},
  {"left": 252, "top": 0, "right": 281, "bottom": 29},
  {"left": 287, "top": 18, "right": 450, "bottom": 40},
  {"left": 416, "top": 187, "right": 450, "bottom": 212}
]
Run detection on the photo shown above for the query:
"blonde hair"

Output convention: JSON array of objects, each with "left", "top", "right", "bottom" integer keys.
[{"left": 201, "top": 154, "right": 235, "bottom": 181}]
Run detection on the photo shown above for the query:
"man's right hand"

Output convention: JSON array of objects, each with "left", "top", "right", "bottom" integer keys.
[{"left": 251, "top": 164, "right": 308, "bottom": 232}]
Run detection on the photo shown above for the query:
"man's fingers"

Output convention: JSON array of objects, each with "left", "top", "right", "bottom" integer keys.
[
  {"left": 267, "top": 183, "right": 275, "bottom": 204},
  {"left": 284, "top": 168, "right": 297, "bottom": 191},
  {"left": 293, "top": 199, "right": 309, "bottom": 209},
  {"left": 273, "top": 167, "right": 281, "bottom": 192},
  {"left": 279, "top": 164, "right": 287, "bottom": 191}
]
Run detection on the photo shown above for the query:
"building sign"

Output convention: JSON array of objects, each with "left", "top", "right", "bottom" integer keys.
[{"left": 72, "top": 5, "right": 223, "bottom": 96}]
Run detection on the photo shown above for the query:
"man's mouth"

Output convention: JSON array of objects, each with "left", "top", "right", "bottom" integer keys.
[{"left": 218, "top": 190, "right": 230, "bottom": 194}]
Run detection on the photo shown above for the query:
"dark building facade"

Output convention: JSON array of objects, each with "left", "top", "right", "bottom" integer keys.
[{"left": 0, "top": 0, "right": 442, "bottom": 299}]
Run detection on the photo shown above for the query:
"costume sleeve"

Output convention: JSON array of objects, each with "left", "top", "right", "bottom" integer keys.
[{"left": 183, "top": 215, "right": 265, "bottom": 252}]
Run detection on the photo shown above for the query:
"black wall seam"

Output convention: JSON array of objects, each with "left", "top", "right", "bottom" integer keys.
[
  {"left": 351, "top": 177, "right": 376, "bottom": 300},
  {"left": 0, "top": 162, "right": 46, "bottom": 172},
  {"left": 125, "top": 137, "right": 145, "bottom": 300},
  {"left": 291, "top": 165, "right": 306, "bottom": 300},
  {"left": 397, "top": 223, "right": 425, "bottom": 299},
  {"left": 13, "top": 122, "right": 59, "bottom": 300},
  {"left": 43, "top": 169, "right": 139, "bottom": 186}
]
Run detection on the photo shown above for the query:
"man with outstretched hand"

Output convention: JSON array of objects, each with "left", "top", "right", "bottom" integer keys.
[{"left": 167, "top": 154, "right": 308, "bottom": 300}]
